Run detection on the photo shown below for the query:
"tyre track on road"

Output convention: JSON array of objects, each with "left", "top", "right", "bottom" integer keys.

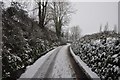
[{"left": 33, "top": 46, "right": 62, "bottom": 78}]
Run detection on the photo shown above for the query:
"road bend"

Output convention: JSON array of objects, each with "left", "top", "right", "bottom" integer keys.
[{"left": 23, "top": 45, "right": 91, "bottom": 80}]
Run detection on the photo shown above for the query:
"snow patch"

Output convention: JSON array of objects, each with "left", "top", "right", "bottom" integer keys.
[
  {"left": 70, "top": 47, "right": 100, "bottom": 80},
  {"left": 19, "top": 47, "right": 60, "bottom": 79}
]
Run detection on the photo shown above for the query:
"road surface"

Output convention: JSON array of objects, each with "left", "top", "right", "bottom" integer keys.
[{"left": 20, "top": 45, "right": 90, "bottom": 80}]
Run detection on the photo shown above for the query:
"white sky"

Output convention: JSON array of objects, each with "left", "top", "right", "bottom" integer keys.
[
  {"left": 69, "top": 2, "right": 118, "bottom": 35},
  {"left": 2, "top": 0, "right": 119, "bottom": 35},
  {"left": 69, "top": 0, "right": 119, "bottom": 2}
]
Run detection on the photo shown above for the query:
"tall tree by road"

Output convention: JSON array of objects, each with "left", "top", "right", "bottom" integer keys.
[
  {"left": 51, "top": 2, "right": 72, "bottom": 39},
  {"left": 38, "top": 0, "right": 48, "bottom": 28}
]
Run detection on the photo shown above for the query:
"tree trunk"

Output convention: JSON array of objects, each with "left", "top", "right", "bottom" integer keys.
[
  {"left": 38, "top": 2, "right": 42, "bottom": 27},
  {"left": 38, "top": 1, "right": 48, "bottom": 28},
  {"left": 55, "top": 20, "right": 62, "bottom": 40}
]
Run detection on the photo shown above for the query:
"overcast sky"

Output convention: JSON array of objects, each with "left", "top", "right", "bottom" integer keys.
[
  {"left": 69, "top": 2, "right": 118, "bottom": 35},
  {"left": 2, "top": 0, "right": 119, "bottom": 35}
]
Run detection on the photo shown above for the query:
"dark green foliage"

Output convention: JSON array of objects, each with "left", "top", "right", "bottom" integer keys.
[
  {"left": 71, "top": 32, "right": 120, "bottom": 80},
  {"left": 2, "top": 2, "right": 58, "bottom": 80}
]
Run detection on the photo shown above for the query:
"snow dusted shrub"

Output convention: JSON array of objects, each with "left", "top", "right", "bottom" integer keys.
[
  {"left": 2, "top": 5, "right": 58, "bottom": 79},
  {"left": 71, "top": 32, "right": 120, "bottom": 80}
]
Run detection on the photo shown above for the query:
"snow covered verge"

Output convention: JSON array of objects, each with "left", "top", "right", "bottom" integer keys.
[
  {"left": 70, "top": 46, "right": 100, "bottom": 80},
  {"left": 19, "top": 46, "right": 61, "bottom": 79},
  {"left": 71, "top": 32, "right": 120, "bottom": 80}
]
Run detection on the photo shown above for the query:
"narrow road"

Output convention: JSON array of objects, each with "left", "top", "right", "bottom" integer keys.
[{"left": 20, "top": 45, "right": 91, "bottom": 80}]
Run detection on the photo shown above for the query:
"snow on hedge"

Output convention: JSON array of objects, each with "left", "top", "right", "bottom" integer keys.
[{"left": 71, "top": 33, "right": 120, "bottom": 80}]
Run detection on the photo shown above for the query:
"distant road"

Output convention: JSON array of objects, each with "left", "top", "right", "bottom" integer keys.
[{"left": 20, "top": 45, "right": 91, "bottom": 80}]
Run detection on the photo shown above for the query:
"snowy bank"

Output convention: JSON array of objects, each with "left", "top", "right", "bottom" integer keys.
[
  {"left": 19, "top": 47, "right": 61, "bottom": 79},
  {"left": 71, "top": 36, "right": 120, "bottom": 80},
  {"left": 69, "top": 47, "right": 100, "bottom": 80}
]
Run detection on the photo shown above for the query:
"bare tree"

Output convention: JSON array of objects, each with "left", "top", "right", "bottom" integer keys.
[
  {"left": 104, "top": 22, "right": 109, "bottom": 32},
  {"left": 50, "top": 2, "right": 72, "bottom": 39},
  {"left": 70, "top": 25, "right": 81, "bottom": 41},
  {"left": 37, "top": 0, "right": 48, "bottom": 28},
  {"left": 30, "top": 0, "right": 51, "bottom": 28},
  {"left": 99, "top": 24, "right": 102, "bottom": 32},
  {"left": 113, "top": 25, "right": 117, "bottom": 33},
  {"left": 63, "top": 27, "right": 70, "bottom": 41}
]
